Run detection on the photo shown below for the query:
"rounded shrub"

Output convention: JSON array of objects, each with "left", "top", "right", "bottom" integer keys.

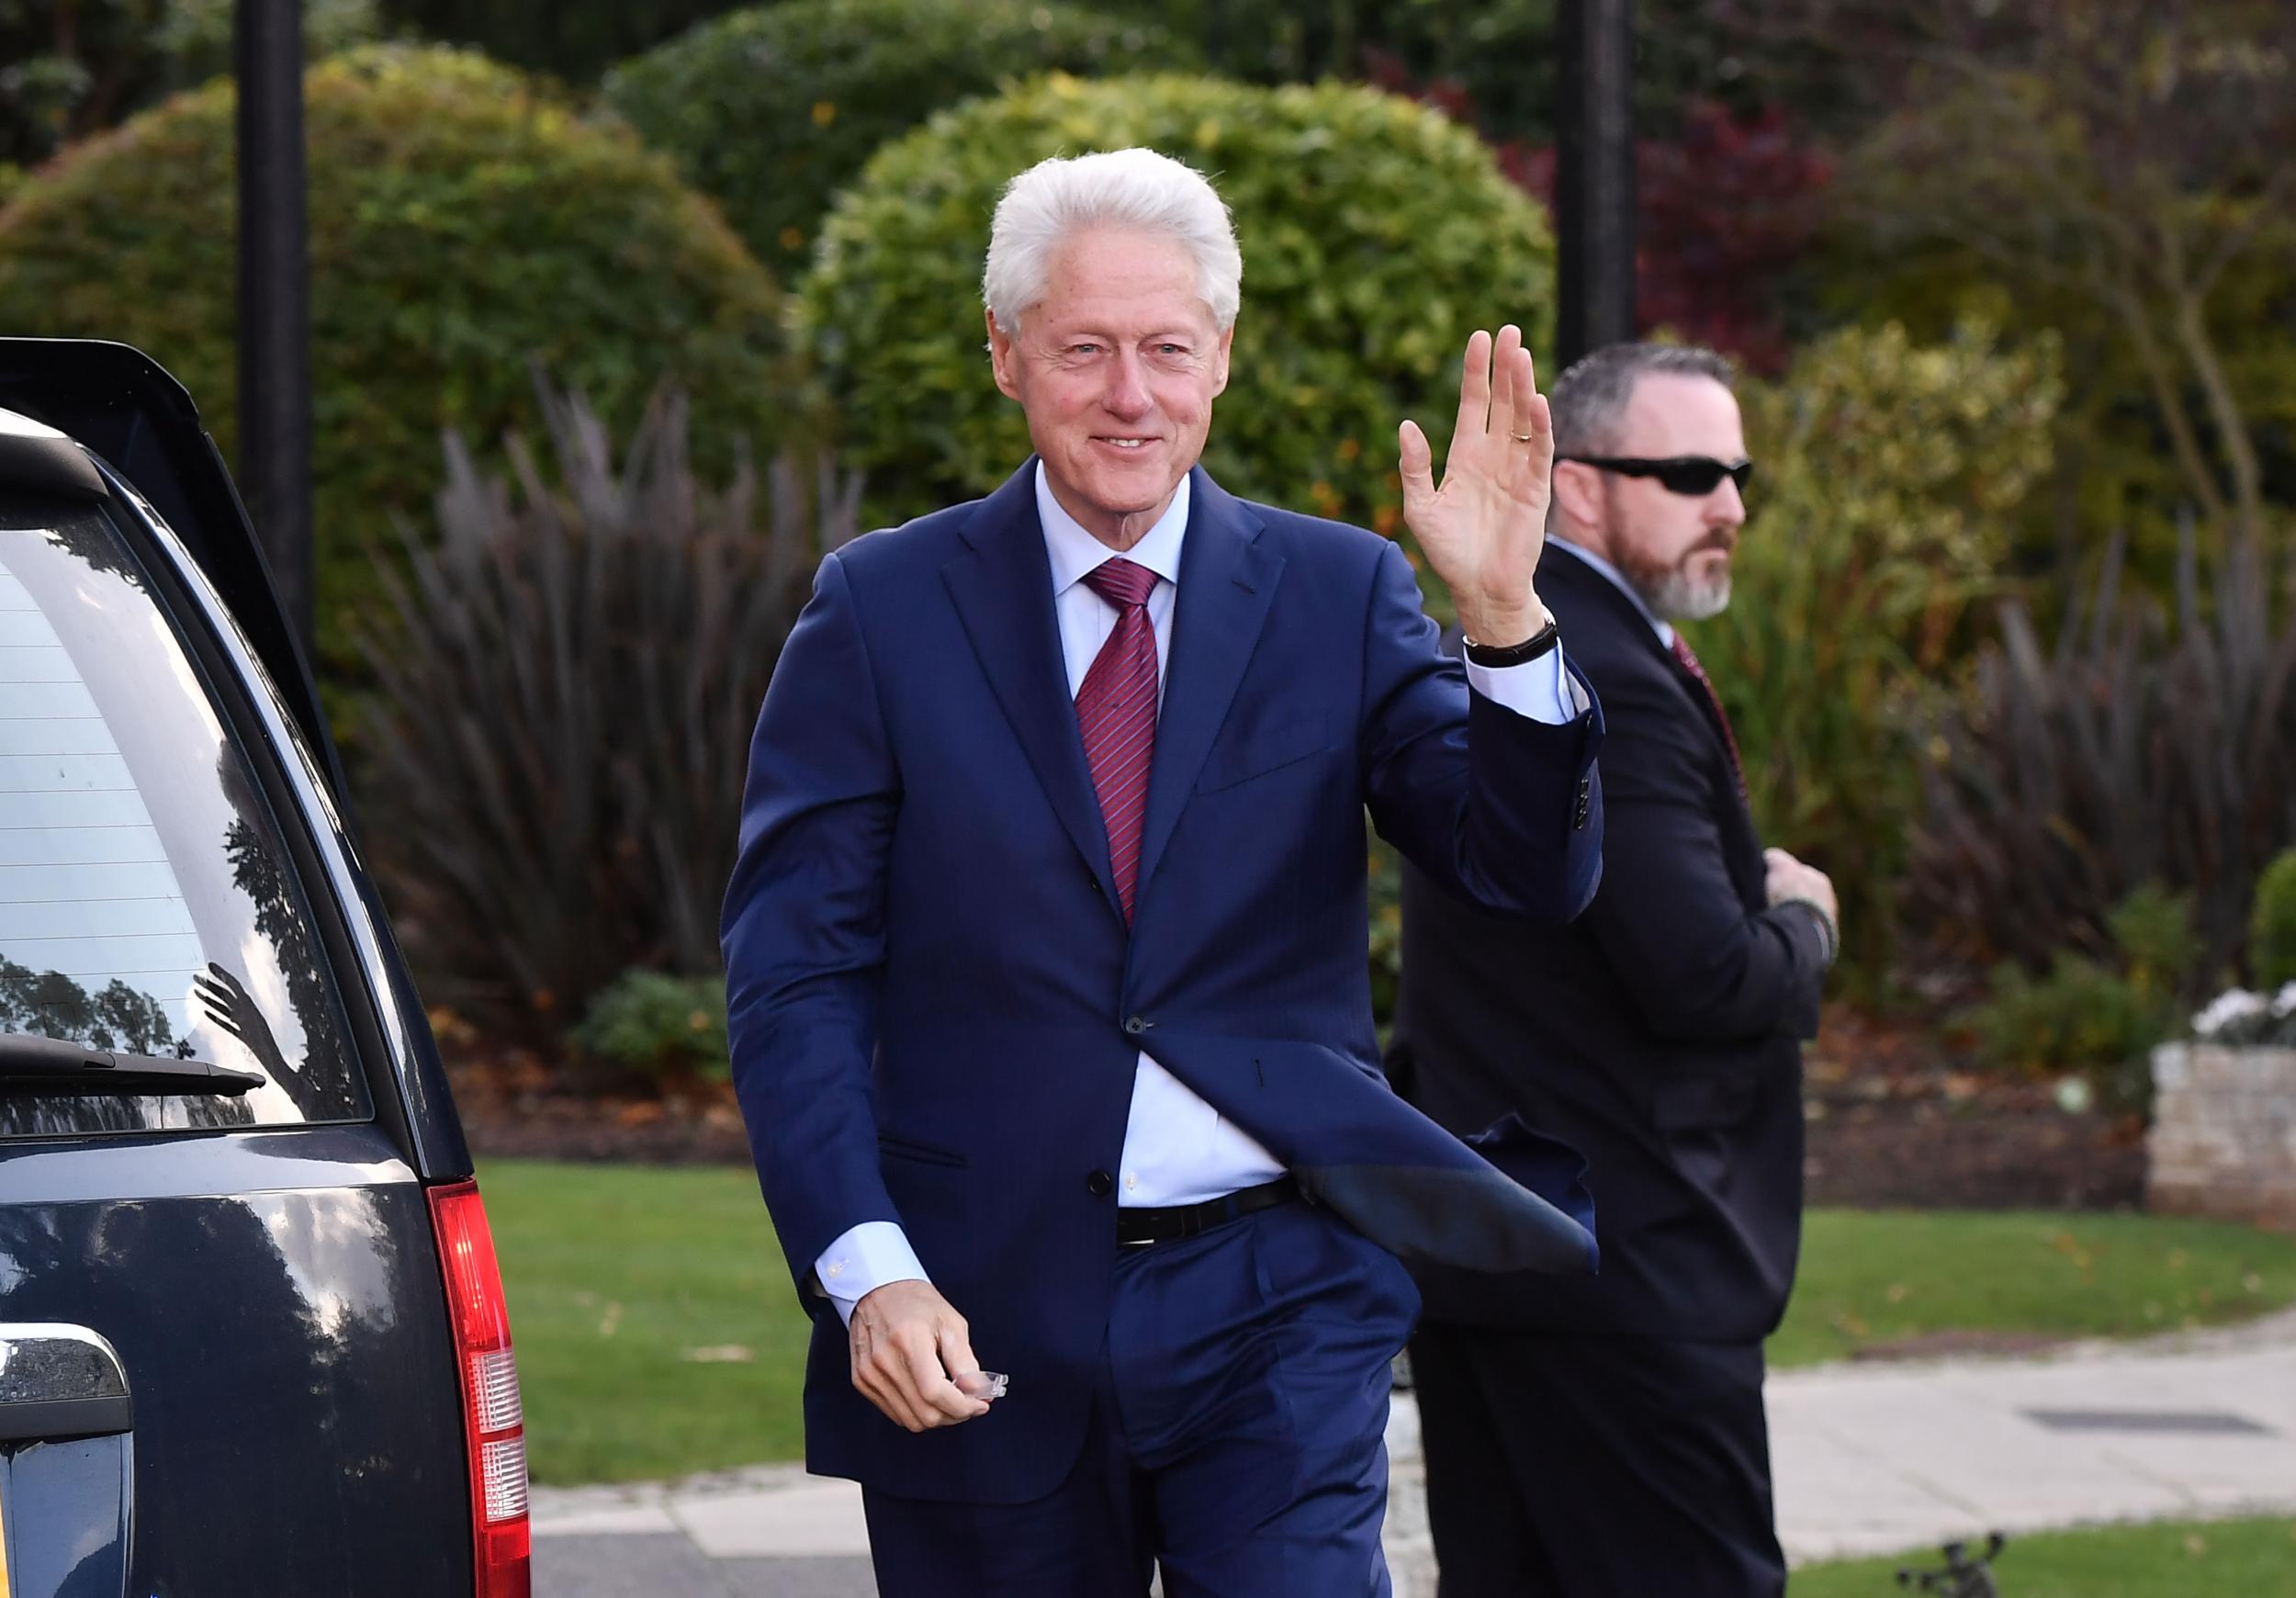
[
  {"left": 796, "top": 73, "right": 1558, "bottom": 533},
  {"left": 2253, "top": 850, "right": 2296, "bottom": 991},
  {"left": 0, "top": 44, "right": 789, "bottom": 671},
  {"left": 604, "top": 0, "right": 1195, "bottom": 275}
]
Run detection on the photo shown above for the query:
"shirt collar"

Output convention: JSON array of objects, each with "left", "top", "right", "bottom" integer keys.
[
  {"left": 1035, "top": 460, "right": 1190, "bottom": 596},
  {"left": 1550, "top": 535, "right": 1674, "bottom": 647}
]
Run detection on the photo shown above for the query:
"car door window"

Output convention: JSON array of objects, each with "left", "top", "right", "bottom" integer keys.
[{"left": 0, "top": 488, "right": 369, "bottom": 1137}]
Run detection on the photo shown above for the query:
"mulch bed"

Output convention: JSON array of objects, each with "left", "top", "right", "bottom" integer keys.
[
  {"left": 1800, "top": 1009, "right": 2147, "bottom": 1211},
  {"left": 447, "top": 1051, "right": 753, "bottom": 1166},
  {"left": 447, "top": 1008, "right": 2148, "bottom": 1211}
]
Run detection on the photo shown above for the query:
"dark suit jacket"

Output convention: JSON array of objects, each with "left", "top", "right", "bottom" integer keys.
[
  {"left": 1393, "top": 542, "right": 1829, "bottom": 1343},
  {"left": 721, "top": 461, "right": 1605, "bottom": 1503}
]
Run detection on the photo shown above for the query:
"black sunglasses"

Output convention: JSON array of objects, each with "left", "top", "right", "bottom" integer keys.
[{"left": 1559, "top": 455, "right": 1754, "bottom": 496}]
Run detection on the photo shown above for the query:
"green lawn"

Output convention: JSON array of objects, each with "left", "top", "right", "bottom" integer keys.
[
  {"left": 481, "top": 1160, "right": 814, "bottom": 1485},
  {"left": 478, "top": 1159, "right": 2296, "bottom": 1486},
  {"left": 1792, "top": 1517, "right": 2296, "bottom": 1596},
  {"left": 1773, "top": 1208, "right": 2296, "bottom": 1368}
]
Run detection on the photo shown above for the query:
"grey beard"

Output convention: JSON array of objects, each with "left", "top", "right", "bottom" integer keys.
[{"left": 1640, "top": 567, "right": 1732, "bottom": 623}]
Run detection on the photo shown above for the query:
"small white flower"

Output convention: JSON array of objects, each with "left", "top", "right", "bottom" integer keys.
[
  {"left": 2053, "top": 1075, "right": 2093, "bottom": 1115},
  {"left": 2194, "top": 988, "right": 2268, "bottom": 1038}
]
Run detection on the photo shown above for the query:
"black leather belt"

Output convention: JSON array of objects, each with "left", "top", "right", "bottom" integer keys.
[{"left": 1115, "top": 1175, "right": 1300, "bottom": 1246}]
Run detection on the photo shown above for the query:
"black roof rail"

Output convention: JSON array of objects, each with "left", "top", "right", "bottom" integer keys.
[{"left": 0, "top": 405, "right": 107, "bottom": 500}]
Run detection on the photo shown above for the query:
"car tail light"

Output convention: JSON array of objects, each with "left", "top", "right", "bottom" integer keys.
[{"left": 430, "top": 1180, "right": 532, "bottom": 1598}]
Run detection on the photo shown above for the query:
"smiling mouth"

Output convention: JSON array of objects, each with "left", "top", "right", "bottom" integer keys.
[{"left": 1097, "top": 437, "right": 1157, "bottom": 451}]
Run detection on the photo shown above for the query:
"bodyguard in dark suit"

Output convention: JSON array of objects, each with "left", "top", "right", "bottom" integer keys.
[
  {"left": 1392, "top": 343, "right": 1839, "bottom": 1597},
  {"left": 722, "top": 148, "right": 1607, "bottom": 1597}
]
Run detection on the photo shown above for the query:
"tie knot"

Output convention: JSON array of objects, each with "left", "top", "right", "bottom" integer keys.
[{"left": 1084, "top": 557, "right": 1158, "bottom": 611}]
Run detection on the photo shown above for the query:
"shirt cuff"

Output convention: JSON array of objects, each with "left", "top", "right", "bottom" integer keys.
[
  {"left": 1462, "top": 638, "right": 1586, "bottom": 725},
  {"left": 814, "top": 1221, "right": 929, "bottom": 1326}
]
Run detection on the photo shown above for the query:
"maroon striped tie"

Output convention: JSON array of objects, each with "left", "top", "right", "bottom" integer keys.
[
  {"left": 1670, "top": 633, "right": 1748, "bottom": 799},
  {"left": 1075, "top": 558, "right": 1160, "bottom": 923}
]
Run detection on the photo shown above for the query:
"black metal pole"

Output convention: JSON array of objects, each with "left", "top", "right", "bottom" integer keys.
[
  {"left": 1554, "top": 0, "right": 1637, "bottom": 368},
  {"left": 234, "top": 0, "right": 314, "bottom": 661}
]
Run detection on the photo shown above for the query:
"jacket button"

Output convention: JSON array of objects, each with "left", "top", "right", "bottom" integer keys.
[
  {"left": 1123, "top": 1016, "right": 1148, "bottom": 1035},
  {"left": 1086, "top": 1170, "right": 1114, "bottom": 1197}
]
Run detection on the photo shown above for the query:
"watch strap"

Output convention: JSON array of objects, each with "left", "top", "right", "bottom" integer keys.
[{"left": 1464, "top": 613, "right": 1560, "bottom": 669}]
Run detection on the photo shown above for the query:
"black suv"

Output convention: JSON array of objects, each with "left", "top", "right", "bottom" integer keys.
[{"left": 0, "top": 339, "right": 526, "bottom": 1597}]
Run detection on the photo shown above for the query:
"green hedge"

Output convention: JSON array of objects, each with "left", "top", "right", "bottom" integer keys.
[
  {"left": 1694, "top": 320, "right": 2064, "bottom": 980},
  {"left": 0, "top": 44, "right": 789, "bottom": 673},
  {"left": 605, "top": 0, "right": 1194, "bottom": 275},
  {"left": 2254, "top": 851, "right": 2296, "bottom": 992},
  {"left": 797, "top": 72, "right": 1557, "bottom": 533}
]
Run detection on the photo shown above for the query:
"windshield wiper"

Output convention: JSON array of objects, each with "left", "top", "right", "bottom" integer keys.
[{"left": 0, "top": 1032, "right": 264, "bottom": 1096}]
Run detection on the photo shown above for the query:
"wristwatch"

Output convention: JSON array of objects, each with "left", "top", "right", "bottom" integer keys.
[{"left": 1463, "top": 610, "right": 1560, "bottom": 668}]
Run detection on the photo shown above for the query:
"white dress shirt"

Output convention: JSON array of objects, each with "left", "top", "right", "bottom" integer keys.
[{"left": 814, "top": 466, "right": 1585, "bottom": 1320}]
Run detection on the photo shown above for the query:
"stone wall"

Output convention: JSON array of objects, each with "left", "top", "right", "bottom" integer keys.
[{"left": 2148, "top": 1043, "right": 2296, "bottom": 1225}]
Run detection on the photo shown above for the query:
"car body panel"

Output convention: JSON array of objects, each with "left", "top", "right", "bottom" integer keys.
[{"left": 0, "top": 1131, "right": 468, "bottom": 1595}]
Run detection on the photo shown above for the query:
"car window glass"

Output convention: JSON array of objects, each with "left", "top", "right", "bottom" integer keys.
[{"left": 0, "top": 488, "right": 369, "bottom": 1137}]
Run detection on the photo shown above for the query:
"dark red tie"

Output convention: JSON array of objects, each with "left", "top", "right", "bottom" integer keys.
[
  {"left": 1670, "top": 634, "right": 1748, "bottom": 799},
  {"left": 1075, "top": 558, "right": 1161, "bottom": 923}
]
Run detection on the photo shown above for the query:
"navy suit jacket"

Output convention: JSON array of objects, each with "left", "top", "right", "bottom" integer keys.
[{"left": 722, "top": 461, "right": 1605, "bottom": 1502}]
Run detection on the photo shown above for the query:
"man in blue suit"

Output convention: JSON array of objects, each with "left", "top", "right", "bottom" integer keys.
[{"left": 721, "top": 147, "right": 1604, "bottom": 1597}]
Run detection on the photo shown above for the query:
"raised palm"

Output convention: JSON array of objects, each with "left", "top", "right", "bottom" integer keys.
[{"left": 1397, "top": 324, "right": 1553, "bottom": 644}]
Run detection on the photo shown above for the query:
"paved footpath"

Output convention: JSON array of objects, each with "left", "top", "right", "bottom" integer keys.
[{"left": 531, "top": 1310, "right": 2296, "bottom": 1596}]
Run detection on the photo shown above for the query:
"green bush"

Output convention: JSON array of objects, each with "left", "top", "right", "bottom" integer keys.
[
  {"left": 2110, "top": 883, "right": 2207, "bottom": 1004},
  {"left": 1964, "top": 884, "right": 2198, "bottom": 1078},
  {"left": 1969, "top": 953, "right": 2170, "bottom": 1076},
  {"left": 1826, "top": 13, "right": 2296, "bottom": 590},
  {"left": 1691, "top": 320, "right": 2063, "bottom": 981},
  {"left": 572, "top": 970, "right": 730, "bottom": 1081},
  {"left": 797, "top": 72, "right": 1557, "bottom": 534},
  {"left": 2254, "top": 851, "right": 2296, "bottom": 991},
  {"left": 0, "top": 43, "right": 790, "bottom": 675},
  {"left": 604, "top": 0, "right": 1195, "bottom": 275}
]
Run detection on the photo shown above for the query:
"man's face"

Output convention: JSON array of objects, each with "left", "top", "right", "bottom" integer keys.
[
  {"left": 986, "top": 226, "right": 1232, "bottom": 546},
  {"left": 1580, "top": 373, "right": 1748, "bottom": 622}
]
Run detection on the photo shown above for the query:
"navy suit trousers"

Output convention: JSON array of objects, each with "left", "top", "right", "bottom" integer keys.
[{"left": 861, "top": 1200, "right": 1419, "bottom": 1597}]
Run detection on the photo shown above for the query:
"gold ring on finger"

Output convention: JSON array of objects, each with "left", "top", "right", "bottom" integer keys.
[{"left": 1510, "top": 432, "right": 1537, "bottom": 444}]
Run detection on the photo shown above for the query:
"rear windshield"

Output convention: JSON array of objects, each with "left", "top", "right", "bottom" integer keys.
[{"left": 0, "top": 487, "right": 370, "bottom": 1137}]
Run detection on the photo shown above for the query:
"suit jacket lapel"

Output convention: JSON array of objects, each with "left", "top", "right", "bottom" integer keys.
[
  {"left": 1541, "top": 546, "right": 1750, "bottom": 822},
  {"left": 1135, "top": 469, "right": 1283, "bottom": 901},
  {"left": 941, "top": 461, "right": 1121, "bottom": 918}
]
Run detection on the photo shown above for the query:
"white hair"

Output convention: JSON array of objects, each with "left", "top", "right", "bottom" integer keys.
[{"left": 982, "top": 147, "right": 1243, "bottom": 334}]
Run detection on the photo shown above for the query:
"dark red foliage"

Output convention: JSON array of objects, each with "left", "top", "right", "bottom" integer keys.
[{"left": 1365, "top": 51, "right": 1831, "bottom": 374}]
